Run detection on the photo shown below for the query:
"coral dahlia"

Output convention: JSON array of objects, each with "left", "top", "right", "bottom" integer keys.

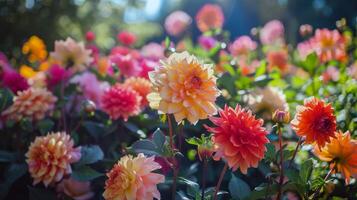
[
  {"left": 26, "top": 132, "right": 81, "bottom": 187},
  {"left": 314, "top": 131, "right": 357, "bottom": 184},
  {"left": 195, "top": 4, "right": 224, "bottom": 32},
  {"left": 123, "top": 77, "right": 152, "bottom": 109},
  {"left": 291, "top": 97, "right": 337, "bottom": 148},
  {"left": 148, "top": 51, "right": 220, "bottom": 124},
  {"left": 101, "top": 84, "right": 141, "bottom": 121},
  {"left": 205, "top": 105, "right": 269, "bottom": 173},
  {"left": 103, "top": 153, "right": 165, "bottom": 200}
]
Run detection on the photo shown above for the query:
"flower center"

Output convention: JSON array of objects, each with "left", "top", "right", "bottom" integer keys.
[
  {"left": 190, "top": 75, "right": 202, "bottom": 89},
  {"left": 315, "top": 117, "right": 333, "bottom": 133},
  {"left": 321, "top": 38, "right": 334, "bottom": 49}
]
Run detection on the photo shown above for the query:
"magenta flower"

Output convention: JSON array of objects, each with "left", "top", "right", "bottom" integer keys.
[
  {"left": 117, "top": 31, "right": 137, "bottom": 46},
  {"left": 164, "top": 10, "right": 192, "bottom": 36},
  {"left": 198, "top": 35, "right": 217, "bottom": 50},
  {"left": 2, "top": 71, "right": 29, "bottom": 93},
  {"left": 46, "top": 64, "right": 70, "bottom": 88}
]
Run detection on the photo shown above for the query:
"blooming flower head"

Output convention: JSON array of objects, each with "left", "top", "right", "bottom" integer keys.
[
  {"left": 101, "top": 84, "right": 141, "bottom": 121},
  {"left": 46, "top": 64, "right": 70, "bottom": 88},
  {"left": 165, "top": 10, "right": 192, "bottom": 36},
  {"left": 56, "top": 178, "right": 94, "bottom": 200},
  {"left": 229, "top": 36, "right": 257, "bottom": 57},
  {"left": 123, "top": 77, "right": 152, "bottom": 108},
  {"left": 22, "top": 36, "right": 47, "bottom": 63},
  {"left": 26, "top": 132, "right": 81, "bottom": 187},
  {"left": 237, "top": 59, "right": 260, "bottom": 76},
  {"left": 198, "top": 35, "right": 217, "bottom": 50},
  {"left": 260, "top": 20, "right": 285, "bottom": 45},
  {"left": 205, "top": 105, "right": 269, "bottom": 173},
  {"left": 267, "top": 50, "right": 289, "bottom": 73},
  {"left": 2, "top": 88, "right": 57, "bottom": 121},
  {"left": 103, "top": 153, "right": 165, "bottom": 200},
  {"left": 117, "top": 31, "right": 137, "bottom": 46},
  {"left": 97, "top": 56, "right": 113, "bottom": 76},
  {"left": 110, "top": 54, "right": 141, "bottom": 77},
  {"left": 322, "top": 66, "right": 339, "bottom": 83},
  {"left": 141, "top": 43, "right": 165, "bottom": 61},
  {"left": 2, "top": 71, "right": 29, "bottom": 93},
  {"left": 148, "top": 51, "right": 220, "bottom": 124},
  {"left": 85, "top": 31, "right": 96, "bottom": 42},
  {"left": 314, "top": 131, "right": 357, "bottom": 184},
  {"left": 195, "top": 4, "right": 224, "bottom": 32},
  {"left": 138, "top": 59, "right": 157, "bottom": 79},
  {"left": 50, "top": 37, "right": 93, "bottom": 72},
  {"left": 246, "top": 86, "right": 288, "bottom": 119},
  {"left": 291, "top": 97, "right": 337, "bottom": 148}
]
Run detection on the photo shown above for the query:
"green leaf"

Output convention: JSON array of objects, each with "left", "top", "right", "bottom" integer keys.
[
  {"left": 165, "top": 37, "right": 171, "bottom": 48},
  {"left": 303, "top": 52, "right": 319, "bottom": 74},
  {"left": 178, "top": 177, "right": 200, "bottom": 198},
  {"left": 37, "top": 119, "right": 54, "bottom": 135},
  {"left": 300, "top": 159, "right": 313, "bottom": 183},
  {"left": 249, "top": 183, "right": 279, "bottom": 200},
  {"left": 28, "top": 186, "right": 57, "bottom": 200},
  {"left": 229, "top": 174, "right": 251, "bottom": 200},
  {"left": 311, "top": 177, "right": 325, "bottom": 191},
  {"left": 254, "top": 61, "right": 266, "bottom": 77},
  {"left": 0, "top": 163, "right": 27, "bottom": 199},
  {"left": 285, "top": 169, "right": 302, "bottom": 184},
  {"left": 77, "top": 145, "right": 104, "bottom": 165},
  {"left": 152, "top": 128, "right": 165, "bottom": 149},
  {"left": 71, "top": 165, "right": 103, "bottom": 181},
  {"left": 264, "top": 143, "right": 276, "bottom": 162},
  {"left": 0, "top": 88, "right": 14, "bottom": 111},
  {"left": 253, "top": 75, "right": 273, "bottom": 87},
  {"left": 0, "top": 151, "right": 18, "bottom": 162},
  {"left": 131, "top": 139, "right": 161, "bottom": 156},
  {"left": 83, "top": 121, "right": 105, "bottom": 139}
]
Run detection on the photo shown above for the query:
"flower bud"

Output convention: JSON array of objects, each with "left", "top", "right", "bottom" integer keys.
[
  {"left": 85, "top": 31, "right": 96, "bottom": 42},
  {"left": 272, "top": 109, "right": 290, "bottom": 124},
  {"left": 336, "top": 18, "right": 346, "bottom": 30},
  {"left": 299, "top": 24, "right": 313, "bottom": 37},
  {"left": 197, "top": 144, "right": 214, "bottom": 161},
  {"left": 82, "top": 100, "right": 96, "bottom": 113}
]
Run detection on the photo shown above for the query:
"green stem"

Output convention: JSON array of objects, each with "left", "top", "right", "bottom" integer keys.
[
  {"left": 213, "top": 163, "right": 228, "bottom": 200},
  {"left": 288, "top": 138, "right": 303, "bottom": 168},
  {"left": 277, "top": 125, "right": 284, "bottom": 200},
  {"left": 201, "top": 159, "right": 208, "bottom": 200}
]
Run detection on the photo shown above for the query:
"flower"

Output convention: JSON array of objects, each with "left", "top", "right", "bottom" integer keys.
[
  {"left": 22, "top": 36, "right": 47, "bottom": 62},
  {"left": 267, "top": 50, "right": 289, "bottom": 73},
  {"left": 70, "top": 72, "right": 109, "bottom": 107},
  {"left": 198, "top": 35, "right": 217, "bottom": 50},
  {"left": 322, "top": 66, "right": 339, "bottom": 83},
  {"left": 123, "top": 77, "right": 152, "bottom": 108},
  {"left": 297, "top": 40, "right": 314, "bottom": 59},
  {"left": 245, "top": 86, "right": 288, "bottom": 119},
  {"left": 260, "top": 20, "right": 285, "bottom": 45},
  {"left": 97, "top": 56, "right": 113, "bottom": 76},
  {"left": 148, "top": 51, "right": 220, "bottom": 124},
  {"left": 165, "top": 10, "right": 192, "bottom": 36},
  {"left": 2, "top": 88, "right": 57, "bottom": 121},
  {"left": 56, "top": 178, "right": 94, "bottom": 200},
  {"left": 26, "top": 132, "right": 81, "bottom": 187},
  {"left": 85, "top": 31, "right": 96, "bottom": 42},
  {"left": 314, "top": 131, "right": 357, "bottom": 184},
  {"left": 299, "top": 24, "right": 313, "bottom": 37},
  {"left": 50, "top": 37, "right": 93, "bottom": 72},
  {"left": 1, "top": 71, "right": 29, "bottom": 93},
  {"left": 20, "top": 64, "right": 37, "bottom": 79},
  {"left": 110, "top": 54, "right": 141, "bottom": 77},
  {"left": 103, "top": 153, "right": 165, "bottom": 200},
  {"left": 101, "top": 84, "right": 141, "bottom": 121},
  {"left": 117, "top": 31, "right": 137, "bottom": 46},
  {"left": 291, "top": 97, "right": 337, "bottom": 148},
  {"left": 46, "top": 64, "right": 70, "bottom": 88},
  {"left": 138, "top": 59, "right": 156, "bottom": 79},
  {"left": 229, "top": 36, "right": 257, "bottom": 56},
  {"left": 237, "top": 59, "right": 260, "bottom": 76},
  {"left": 28, "top": 71, "right": 47, "bottom": 88},
  {"left": 205, "top": 105, "right": 269, "bottom": 173},
  {"left": 141, "top": 43, "right": 165, "bottom": 61},
  {"left": 195, "top": 4, "right": 224, "bottom": 32},
  {"left": 348, "top": 62, "right": 357, "bottom": 79}
]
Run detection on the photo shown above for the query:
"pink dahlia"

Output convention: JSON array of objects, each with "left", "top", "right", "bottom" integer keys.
[
  {"left": 110, "top": 54, "right": 141, "bottom": 77},
  {"left": 2, "top": 71, "right": 29, "bottom": 93},
  {"left": 138, "top": 59, "right": 156, "bottom": 79},
  {"left": 260, "top": 20, "right": 285, "bottom": 45},
  {"left": 198, "top": 35, "right": 217, "bottom": 50},
  {"left": 205, "top": 105, "right": 269, "bottom": 173},
  {"left": 26, "top": 132, "right": 81, "bottom": 187},
  {"left": 195, "top": 4, "right": 224, "bottom": 32},
  {"left": 101, "top": 84, "right": 141, "bottom": 121},
  {"left": 164, "top": 10, "right": 192, "bottom": 36},
  {"left": 229, "top": 36, "right": 257, "bottom": 56},
  {"left": 57, "top": 178, "right": 94, "bottom": 200},
  {"left": 117, "top": 31, "right": 137, "bottom": 46},
  {"left": 141, "top": 43, "right": 165, "bottom": 61}
]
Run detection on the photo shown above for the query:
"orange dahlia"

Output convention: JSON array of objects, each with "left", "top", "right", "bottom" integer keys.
[
  {"left": 103, "top": 153, "right": 165, "bottom": 200},
  {"left": 101, "top": 84, "right": 141, "bottom": 121},
  {"left": 291, "top": 97, "right": 336, "bottom": 148},
  {"left": 267, "top": 50, "right": 289, "bottom": 73},
  {"left": 195, "top": 4, "right": 224, "bottom": 32},
  {"left": 123, "top": 77, "right": 152, "bottom": 109},
  {"left": 205, "top": 105, "right": 269, "bottom": 173},
  {"left": 26, "top": 132, "right": 81, "bottom": 187},
  {"left": 2, "top": 88, "right": 57, "bottom": 121},
  {"left": 148, "top": 51, "right": 220, "bottom": 124},
  {"left": 314, "top": 131, "right": 357, "bottom": 184}
]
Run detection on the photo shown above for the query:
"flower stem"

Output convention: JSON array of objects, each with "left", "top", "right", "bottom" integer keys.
[
  {"left": 201, "top": 159, "right": 208, "bottom": 200},
  {"left": 213, "top": 163, "right": 228, "bottom": 200},
  {"left": 277, "top": 124, "right": 284, "bottom": 200},
  {"left": 167, "top": 114, "right": 174, "bottom": 150},
  {"left": 311, "top": 166, "right": 334, "bottom": 199},
  {"left": 288, "top": 138, "right": 303, "bottom": 168},
  {"left": 167, "top": 114, "right": 177, "bottom": 200}
]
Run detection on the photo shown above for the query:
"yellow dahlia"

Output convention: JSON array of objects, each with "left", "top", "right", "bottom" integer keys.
[
  {"left": 148, "top": 51, "right": 220, "bottom": 124},
  {"left": 22, "top": 36, "right": 47, "bottom": 63},
  {"left": 103, "top": 153, "right": 165, "bottom": 200},
  {"left": 2, "top": 88, "right": 57, "bottom": 121},
  {"left": 26, "top": 132, "right": 81, "bottom": 187},
  {"left": 245, "top": 86, "right": 288, "bottom": 119}
]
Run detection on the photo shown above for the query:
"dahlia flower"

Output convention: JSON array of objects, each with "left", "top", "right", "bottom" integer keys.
[
  {"left": 117, "top": 31, "right": 137, "bottom": 46},
  {"left": 85, "top": 31, "right": 96, "bottom": 42},
  {"left": 291, "top": 97, "right": 337, "bottom": 148},
  {"left": 205, "top": 105, "right": 269, "bottom": 173},
  {"left": 2, "top": 88, "right": 57, "bottom": 121},
  {"left": 141, "top": 43, "right": 165, "bottom": 61},
  {"left": 237, "top": 59, "right": 260, "bottom": 76},
  {"left": 299, "top": 24, "right": 313, "bottom": 37},
  {"left": 165, "top": 10, "right": 192, "bottom": 36},
  {"left": 148, "top": 51, "right": 220, "bottom": 124},
  {"left": 123, "top": 77, "right": 152, "bottom": 108},
  {"left": 195, "top": 4, "right": 224, "bottom": 32},
  {"left": 246, "top": 86, "right": 288, "bottom": 119},
  {"left": 103, "top": 153, "right": 165, "bottom": 200},
  {"left": 2, "top": 71, "right": 29, "bottom": 93},
  {"left": 110, "top": 54, "right": 141, "bottom": 77},
  {"left": 28, "top": 71, "right": 47, "bottom": 88},
  {"left": 97, "top": 56, "right": 113, "bottom": 76},
  {"left": 26, "top": 132, "right": 81, "bottom": 187},
  {"left": 138, "top": 59, "right": 156, "bottom": 79},
  {"left": 56, "top": 178, "right": 94, "bottom": 200},
  {"left": 22, "top": 36, "right": 47, "bottom": 63},
  {"left": 46, "top": 64, "right": 70, "bottom": 88},
  {"left": 314, "top": 131, "right": 357, "bottom": 184},
  {"left": 198, "top": 35, "right": 217, "bottom": 50},
  {"left": 267, "top": 50, "right": 289, "bottom": 73},
  {"left": 322, "top": 66, "right": 339, "bottom": 83},
  {"left": 101, "top": 84, "right": 141, "bottom": 121},
  {"left": 229, "top": 36, "right": 257, "bottom": 56},
  {"left": 50, "top": 37, "right": 93, "bottom": 72},
  {"left": 260, "top": 20, "right": 285, "bottom": 45}
]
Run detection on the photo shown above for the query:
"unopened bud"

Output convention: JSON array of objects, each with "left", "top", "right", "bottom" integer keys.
[
  {"left": 82, "top": 100, "right": 96, "bottom": 113},
  {"left": 272, "top": 110, "right": 290, "bottom": 124},
  {"left": 197, "top": 145, "right": 213, "bottom": 161},
  {"left": 299, "top": 24, "right": 313, "bottom": 37},
  {"left": 336, "top": 18, "right": 346, "bottom": 30},
  {"left": 164, "top": 47, "right": 176, "bottom": 57},
  {"left": 250, "top": 27, "right": 259, "bottom": 37}
]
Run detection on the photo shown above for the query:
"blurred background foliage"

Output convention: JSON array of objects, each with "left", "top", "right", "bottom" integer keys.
[{"left": 1, "top": 0, "right": 356, "bottom": 60}]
